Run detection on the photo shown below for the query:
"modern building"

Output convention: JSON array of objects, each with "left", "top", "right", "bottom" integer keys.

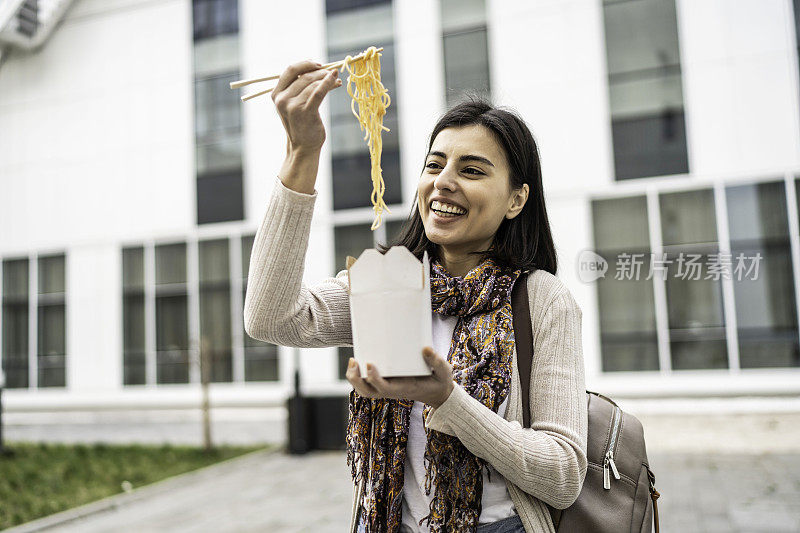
[{"left": 1, "top": 0, "right": 799, "bottom": 438}]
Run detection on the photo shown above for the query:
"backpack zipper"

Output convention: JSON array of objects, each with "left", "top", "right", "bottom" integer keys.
[{"left": 603, "top": 405, "right": 622, "bottom": 489}]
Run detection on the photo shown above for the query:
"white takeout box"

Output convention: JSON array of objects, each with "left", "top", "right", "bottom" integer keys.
[{"left": 346, "top": 246, "right": 433, "bottom": 378}]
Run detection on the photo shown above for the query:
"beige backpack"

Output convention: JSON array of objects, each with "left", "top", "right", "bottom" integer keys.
[{"left": 511, "top": 272, "right": 661, "bottom": 532}]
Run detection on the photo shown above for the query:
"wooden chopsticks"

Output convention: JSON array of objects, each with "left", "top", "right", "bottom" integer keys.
[{"left": 230, "top": 47, "right": 384, "bottom": 102}]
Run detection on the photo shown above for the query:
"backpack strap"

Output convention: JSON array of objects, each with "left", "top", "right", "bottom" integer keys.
[
  {"left": 510, "top": 271, "right": 562, "bottom": 530},
  {"left": 511, "top": 272, "right": 534, "bottom": 429}
]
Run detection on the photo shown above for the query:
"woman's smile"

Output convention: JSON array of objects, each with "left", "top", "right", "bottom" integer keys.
[{"left": 430, "top": 202, "right": 468, "bottom": 223}]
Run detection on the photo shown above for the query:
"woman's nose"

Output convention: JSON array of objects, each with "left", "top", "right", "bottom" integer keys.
[{"left": 433, "top": 163, "right": 457, "bottom": 192}]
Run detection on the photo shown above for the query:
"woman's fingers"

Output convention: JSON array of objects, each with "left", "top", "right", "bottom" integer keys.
[
  {"left": 347, "top": 353, "right": 454, "bottom": 404},
  {"left": 364, "top": 363, "right": 394, "bottom": 392},
  {"left": 346, "top": 358, "right": 379, "bottom": 398},
  {"left": 270, "top": 61, "right": 337, "bottom": 153},
  {"left": 282, "top": 67, "right": 333, "bottom": 100},
  {"left": 271, "top": 60, "right": 320, "bottom": 98},
  {"left": 302, "top": 69, "right": 342, "bottom": 110},
  {"left": 422, "top": 346, "right": 453, "bottom": 382}
]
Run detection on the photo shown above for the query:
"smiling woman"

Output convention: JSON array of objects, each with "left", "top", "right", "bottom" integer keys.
[
  {"left": 376, "top": 97, "right": 557, "bottom": 279},
  {"left": 244, "top": 78, "right": 587, "bottom": 533}
]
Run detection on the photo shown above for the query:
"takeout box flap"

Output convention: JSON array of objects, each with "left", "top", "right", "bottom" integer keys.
[{"left": 347, "top": 246, "right": 424, "bottom": 293}]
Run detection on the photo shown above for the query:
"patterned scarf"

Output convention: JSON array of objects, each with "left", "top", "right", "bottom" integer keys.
[{"left": 346, "top": 254, "right": 523, "bottom": 532}]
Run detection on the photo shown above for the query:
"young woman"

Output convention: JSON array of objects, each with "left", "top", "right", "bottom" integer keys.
[{"left": 244, "top": 60, "right": 587, "bottom": 533}]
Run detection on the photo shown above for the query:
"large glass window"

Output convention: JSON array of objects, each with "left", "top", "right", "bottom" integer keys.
[
  {"left": 241, "top": 235, "right": 279, "bottom": 381},
  {"left": 602, "top": 0, "right": 689, "bottom": 180},
  {"left": 441, "top": 0, "right": 490, "bottom": 107},
  {"left": 659, "top": 189, "right": 728, "bottom": 370},
  {"left": 194, "top": 69, "right": 243, "bottom": 224},
  {"left": 592, "top": 196, "right": 659, "bottom": 371},
  {"left": 2, "top": 259, "right": 29, "bottom": 388},
  {"left": 155, "top": 243, "right": 190, "bottom": 384},
  {"left": 199, "top": 239, "right": 233, "bottom": 382},
  {"left": 1, "top": 256, "right": 67, "bottom": 389},
  {"left": 593, "top": 179, "right": 800, "bottom": 373},
  {"left": 727, "top": 182, "right": 799, "bottom": 368},
  {"left": 326, "top": 1, "right": 402, "bottom": 210},
  {"left": 123, "top": 247, "right": 146, "bottom": 385},
  {"left": 193, "top": 1, "right": 243, "bottom": 225},
  {"left": 37, "top": 255, "right": 66, "bottom": 387}
]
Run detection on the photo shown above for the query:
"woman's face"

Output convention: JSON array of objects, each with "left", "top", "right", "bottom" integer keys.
[{"left": 417, "top": 124, "right": 527, "bottom": 256}]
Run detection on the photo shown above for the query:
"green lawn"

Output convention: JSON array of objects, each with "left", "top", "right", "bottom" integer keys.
[{"left": 0, "top": 441, "right": 273, "bottom": 529}]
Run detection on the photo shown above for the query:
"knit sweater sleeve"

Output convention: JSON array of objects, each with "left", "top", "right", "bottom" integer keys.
[
  {"left": 243, "top": 176, "right": 353, "bottom": 348},
  {"left": 425, "top": 288, "right": 588, "bottom": 510}
]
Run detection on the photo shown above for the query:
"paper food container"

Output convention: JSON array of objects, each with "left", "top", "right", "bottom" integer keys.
[{"left": 346, "top": 246, "right": 433, "bottom": 378}]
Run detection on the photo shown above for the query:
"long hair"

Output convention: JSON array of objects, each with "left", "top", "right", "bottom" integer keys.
[{"left": 376, "top": 94, "right": 557, "bottom": 275}]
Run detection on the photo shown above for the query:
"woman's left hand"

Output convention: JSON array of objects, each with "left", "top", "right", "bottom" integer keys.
[{"left": 346, "top": 346, "right": 455, "bottom": 408}]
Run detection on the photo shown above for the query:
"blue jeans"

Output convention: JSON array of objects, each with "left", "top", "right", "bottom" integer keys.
[{"left": 476, "top": 513, "right": 525, "bottom": 533}]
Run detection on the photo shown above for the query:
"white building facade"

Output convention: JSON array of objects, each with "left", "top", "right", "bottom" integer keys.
[{"left": 1, "top": 0, "right": 799, "bottom": 423}]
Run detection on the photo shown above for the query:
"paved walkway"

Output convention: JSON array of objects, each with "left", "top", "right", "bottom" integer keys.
[
  {"left": 7, "top": 447, "right": 353, "bottom": 533},
  {"left": 5, "top": 410, "right": 800, "bottom": 532},
  {"left": 6, "top": 448, "right": 800, "bottom": 533}
]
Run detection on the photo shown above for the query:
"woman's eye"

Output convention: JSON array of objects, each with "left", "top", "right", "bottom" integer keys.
[{"left": 425, "top": 162, "right": 482, "bottom": 175}]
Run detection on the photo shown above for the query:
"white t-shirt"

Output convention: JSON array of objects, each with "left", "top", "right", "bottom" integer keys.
[{"left": 399, "top": 312, "right": 517, "bottom": 532}]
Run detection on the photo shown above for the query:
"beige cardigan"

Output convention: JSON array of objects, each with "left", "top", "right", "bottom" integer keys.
[{"left": 244, "top": 176, "right": 588, "bottom": 533}]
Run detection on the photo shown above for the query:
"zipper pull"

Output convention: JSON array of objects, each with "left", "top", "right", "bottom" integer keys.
[
  {"left": 603, "top": 456, "right": 610, "bottom": 490},
  {"left": 608, "top": 454, "right": 621, "bottom": 480}
]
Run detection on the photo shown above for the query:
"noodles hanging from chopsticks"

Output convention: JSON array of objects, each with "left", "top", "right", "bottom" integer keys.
[{"left": 339, "top": 46, "right": 392, "bottom": 231}]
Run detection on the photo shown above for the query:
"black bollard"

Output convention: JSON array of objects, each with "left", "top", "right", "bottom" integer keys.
[
  {"left": 0, "top": 370, "right": 6, "bottom": 456},
  {"left": 287, "top": 347, "right": 309, "bottom": 454}
]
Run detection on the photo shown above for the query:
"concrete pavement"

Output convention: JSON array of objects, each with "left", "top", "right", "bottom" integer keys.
[
  {"left": 4, "top": 409, "right": 800, "bottom": 532},
  {"left": 6, "top": 448, "right": 800, "bottom": 532}
]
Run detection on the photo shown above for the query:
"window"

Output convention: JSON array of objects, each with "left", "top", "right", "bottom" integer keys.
[
  {"left": 193, "top": 0, "right": 238, "bottom": 41},
  {"left": 1, "top": 255, "right": 67, "bottom": 389},
  {"left": 199, "top": 239, "right": 233, "bottom": 382},
  {"left": 193, "top": 1, "right": 243, "bottom": 225},
  {"left": 728, "top": 182, "right": 799, "bottom": 368},
  {"left": 155, "top": 243, "right": 190, "bottom": 384},
  {"left": 326, "top": 0, "right": 388, "bottom": 15},
  {"left": 241, "top": 235, "right": 279, "bottom": 381},
  {"left": 195, "top": 73, "right": 243, "bottom": 176},
  {"left": 593, "top": 177, "right": 800, "bottom": 373},
  {"left": 441, "top": 0, "right": 490, "bottom": 107},
  {"left": 196, "top": 169, "right": 244, "bottom": 224},
  {"left": 659, "top": 190, "right": 728, "bottom": 369},
  {"left": 194, "top": 71, "right": 244, "bottom": 224},
  {"left": 37, "top": 255, "right": 66, "bottom": 387},
  {"left": 2, "top": 259, "right": 29, "bottom": 388},
  {"left": 602, "top": 0, "right": 689, "bottom": 180},
  {"left": 123, "top": 247, "right": 146, "bottom": 385},
  {"left": 379, "top": 219, "right": 407, "bottom": 248},
  {"left": 123, "top": 234, "right": 281, "bottom": 387},
  {"left": 326, "top": 1, "right": 402, "bottom": 210},
  {"left": 592, "top": 196, "right": 659, "bottom": 371}
]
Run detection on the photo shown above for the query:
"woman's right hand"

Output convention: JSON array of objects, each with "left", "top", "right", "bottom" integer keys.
[{"left": 271, "top": 60, "right": 343, "bottom": 154}]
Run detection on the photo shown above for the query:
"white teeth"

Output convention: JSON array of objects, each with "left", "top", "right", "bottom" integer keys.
[{"left": 431, "top": 200, "right": 466, "bottom": 215}]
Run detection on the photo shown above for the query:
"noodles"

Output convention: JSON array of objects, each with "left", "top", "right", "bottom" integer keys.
[{"left": 339, "top": 46, "right": 392, "bottom": 231}]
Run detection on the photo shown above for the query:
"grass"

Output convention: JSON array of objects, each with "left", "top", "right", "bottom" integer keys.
[{"left": 0, "top": 441, "right": 274, "bottom": 529}]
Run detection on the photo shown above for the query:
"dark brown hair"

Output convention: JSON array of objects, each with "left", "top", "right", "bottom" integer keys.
[{"left": 376, "top": 94, "right": 557, "bottom": 275}]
